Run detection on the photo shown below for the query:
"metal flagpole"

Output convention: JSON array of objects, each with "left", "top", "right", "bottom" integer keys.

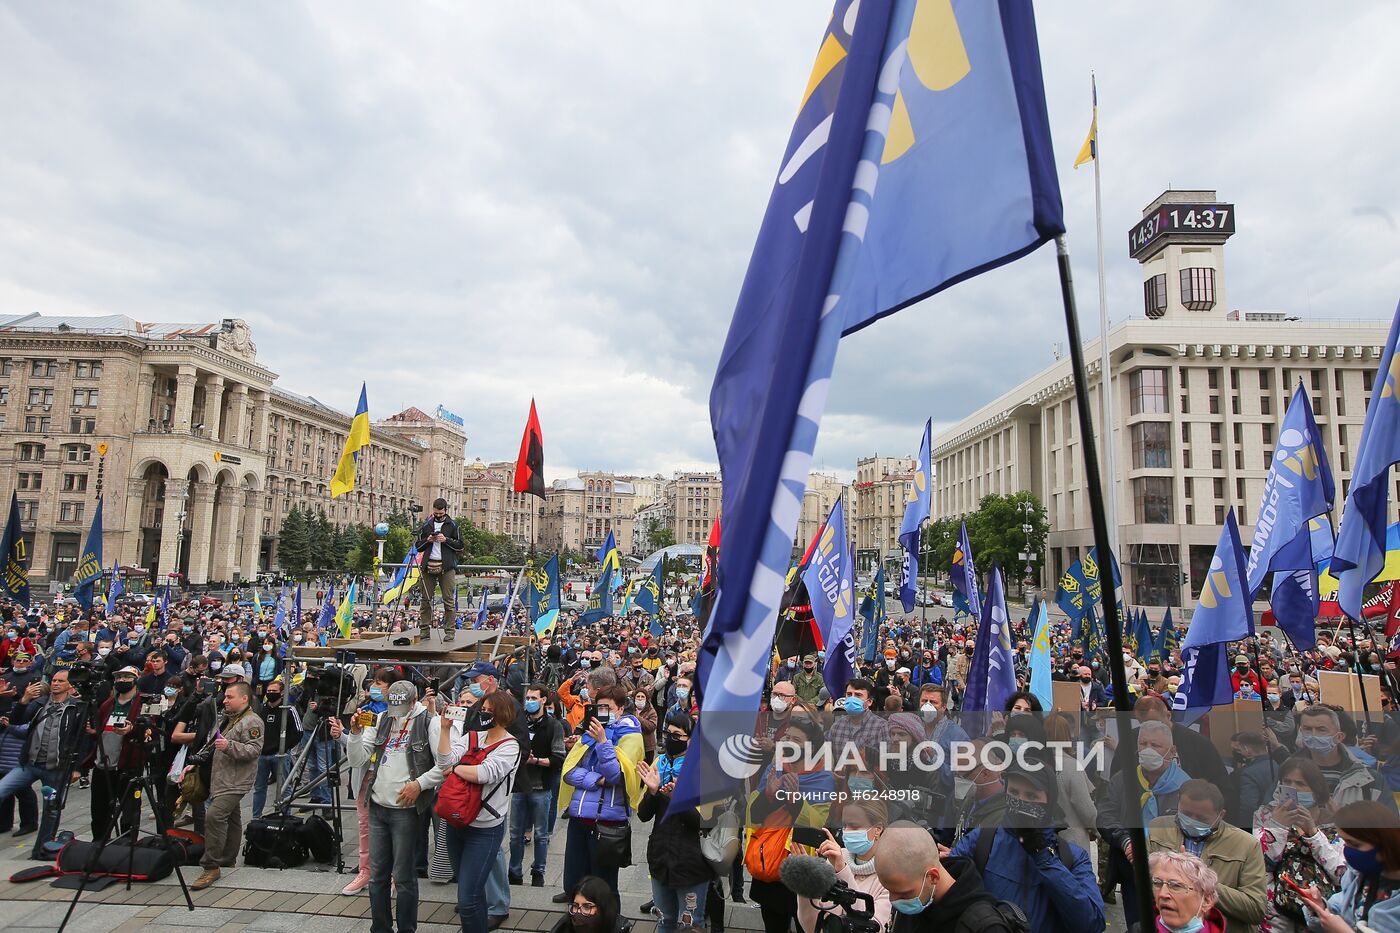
[
  {"left": 1054, "top": 233, "right": 1153, "bottom": 926},
  {"left": 489, "top": 563, "right": 530, "bottom": 662},
  {"left": 1091, "top": 74, "right": 1123, "bottom": 568}
]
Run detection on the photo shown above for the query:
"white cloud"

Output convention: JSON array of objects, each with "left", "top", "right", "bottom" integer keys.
[{"left": 1, "top": 1, "right": 1397, "bottom": 483}]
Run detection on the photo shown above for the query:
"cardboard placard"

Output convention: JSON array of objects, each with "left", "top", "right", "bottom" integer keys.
[
  {"left": 1052, "top": 680, "right": 1083, "bottom": 713},
  {"left": 1205, "top": 698, "right": 1267, "bottom": 758},
  {"left": 1317, "top": 671, "right": 1383, "bottom": 723}
]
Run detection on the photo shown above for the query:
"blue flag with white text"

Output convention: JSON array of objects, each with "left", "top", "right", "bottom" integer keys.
[
  {"left": 951, "top": 521, "right": 982, "bottom": 618},
  {"left": 962, "top": 563, "right": 1016, "bottom": 717},
  {"left": 580, "top": 566, "right": 614, "bottom": 625},
  {"left": 1333, "top": 300, "right": 1400, "bottom": 619},
  {"left": 106, "top": 564, "right": 124, "bottom": 617},
  {"left": 802, "top": 497, "right": 853, "bottom": 651},
  {"left": 681, "top": 0, "right": 1064, "bottom": 811},
  {"left": 1182, "top": 511, "right": 1253, "bottom": 650},
  {"left": 898, "top": 419, "right": 932, "bottom": 612}
]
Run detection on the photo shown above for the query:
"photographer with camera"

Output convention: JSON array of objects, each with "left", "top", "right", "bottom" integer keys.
[
  {"left": 0, "top": 671, "right": 88, "bottom": 851},
  {"left": 794, "top": 800, "right": 892, "bottom": 933},
  {"left": 88, "top": 665, "right": 152, "bottom": 841},
  {"left": 185, "top": 681, "right": 263, "bottom": 890}
]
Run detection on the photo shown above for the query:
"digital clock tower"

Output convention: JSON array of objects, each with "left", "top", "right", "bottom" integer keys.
[{"left": 1129, "top": 189, "right": 1236, "bottom": 321}]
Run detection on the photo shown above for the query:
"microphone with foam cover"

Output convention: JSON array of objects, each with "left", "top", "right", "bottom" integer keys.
[{"left": 779, "top": 854, "right": 839, "bottom": 899}]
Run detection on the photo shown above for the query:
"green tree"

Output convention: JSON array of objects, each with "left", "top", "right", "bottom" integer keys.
[
  {"left": 640, "top": 517, "right": 675, "bottom": 554},
  {"left": 344, "top": 523, "right": 411, "bottom": 574},
  {"left": 966, "top": 492, "right": 1047, "bottom": 595},
  {"left": 309, "top": 510, "right": 335, "bottom": 571},
  {"left": 279, "top": 507, "right": 311, "bottom": 574}
]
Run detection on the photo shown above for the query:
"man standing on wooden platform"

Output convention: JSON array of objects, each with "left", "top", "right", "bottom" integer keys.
[{"left": 415, "top": 497, "right": 463, "bottom": 643}]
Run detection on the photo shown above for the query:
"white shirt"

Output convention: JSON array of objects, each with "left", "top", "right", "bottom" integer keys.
[
  {"left": 429, "top": 520, "right": 444, "bottom": 561},
  {"left": 345, "top": 703, "right": 445, "bottom": 808}
]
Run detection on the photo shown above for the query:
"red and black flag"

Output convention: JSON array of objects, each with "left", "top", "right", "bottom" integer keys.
[
  {"left": 513, "top": 399, "right": 545, "bottom": 499},
  {"left": 775, "top": 527, "right": 823, "bottom": 660},
  {"left": 1384, "top": 582, "right": 1400, "bottom": 660},
  {"left": 693, "top": 516, "right": 721, "bottom": 626}
]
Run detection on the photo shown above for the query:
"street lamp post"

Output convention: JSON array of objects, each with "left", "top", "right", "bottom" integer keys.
[
  {"left": 172, "top": 509, "right": 188, "bottom": 592},
  {"left": 1017, "top": 501, "right": 1038, "bottom": 599},
  {"left": 373, "top": 521, "right": 389, "bottom": 629}
]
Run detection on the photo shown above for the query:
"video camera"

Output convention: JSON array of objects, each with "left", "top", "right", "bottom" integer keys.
[
  {"left": 779, "top": 855, "right": 882, "bottom": 933},
  {"left": 299, "top": 665, "right": 356, "bottom": 705}
]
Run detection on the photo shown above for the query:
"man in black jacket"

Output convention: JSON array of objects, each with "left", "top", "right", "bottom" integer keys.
[
  {"left": 876, "top": 821, "right": 1019, "bottom": 933},
  {"left": 508, "top": 683, "right": 565, "bottom": 887},
  {"left": 414, "top": 498, "right": 464, "bottom": 642},
  {"left": 0, "top": 671, "right": 91, "bottom": 851}
]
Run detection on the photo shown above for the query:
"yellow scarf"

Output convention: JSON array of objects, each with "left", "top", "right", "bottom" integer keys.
[{"left": 555, "top": 730, "right": 645, "bottom": 816}]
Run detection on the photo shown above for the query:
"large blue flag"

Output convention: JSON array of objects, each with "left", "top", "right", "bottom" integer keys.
[
  {"left": 106, "top": 564, "right": 124, "bottom": 617},
  {"left": 824, "top": 542, "right": 861, "bottom": 696},
  {"left": 270, "top": 585, "right": 290, "bottom": 635},
  {"left": 73, "top": 499, "right": 104, "bottom": 612},
  {"left": 290, "top": 585, "right": 302, "bottom": 632},
  {"left": 316, "top": 585, "right": 337, "bottom": 630},
  {"left": 0, "top": 492, "right": 30, "bottom": 608},
  {"left": 1027, "top": 597, "right": 1052, "bottom": 709},
  {"left": 156, "top": 579, "right": 171, "bottom": 631},
  {"left": 595, "top": 531, "right": 620, "bottom": 576},
  {"left": 1154, "top": 606, "right": 1178, "bottom": 661},
  {"left": 1131, "top": 607, "right": 1156, "bottom": 664},
  {"left": 1056, "top": 558, "right": 1091, "bottom": 632},
  {"left": 1182, "top": 511, "right": 1253, "bottom": 650},
  {"left": 860, "top": 563, "right": 886, "bottom": 663},
  {"left": 898, "top": 419, "right": 932, "bottom": 612},
  {"left": 580, "top": 566, "right": 614, "bottom": 625},
  {"left": 1172, "top": 641, "right": 1234, "bottom": 714},
  {"left": 635, "top": 561, "right": 665, "bottom": 637},
  {"left": 962, "top": 563, "right": 1016, "bottom": 715},
  {"left": 1246, "top": 384, "right": 1334, "bottom": 647},
  {"left": 474, "top": 585, "right": 489, "bottom": 630},
  {"left": 1333, "top": 300, "right": 1400, "bottom": 620},
  {"left": 526, "top": 556, "right": 561, "bottom": 622},
  {"left": 951, "top": 520, "right": 982, "bottom": 618},
  {"left": 681, "top": 0, "right": 1063, "bottom": 811},
  {"left": 802, "top": 497, "right": 853, "bottom": 650}
]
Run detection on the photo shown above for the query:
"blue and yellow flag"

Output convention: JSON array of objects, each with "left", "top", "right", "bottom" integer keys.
[
  {"left": 382, "top": 545, "right": 421, "bottom": 604},
  {"left": 334, "top": 579, "right": 358, "bottom": 639},
  {"left": 580, "top": 566, "right": 614, "bottom": 626},
  {"left": 1027, "top": 598, "right": 1052, "bottom": 708},
  {"left": 73, "top": 499, "right": 104, "bottom": 611},
  {"left": 0, "top": 492, "right": 30, "bottom": 608},
  {"left": 1182, "top": 511, "right": 1253, "bottom": 650},
  {"left": 1333, "top": 301, "right": 1400, "bottom": 619},
  {"left": 595, "top": 531, "right": 620, "bottom": 577},
  {"left": 898, "top": 420, "right": 932, "bottom": 613},
  {"left": 681, "top": 0, "right": 1064, "bottom": 812},
  {"left": 533, "top": 608, "right": 560, "bottom": 638},
  {"left": 1073, "top": 74, "right": 1097, "bottom": 169},
  {"left": 331, "top": 384, "right": 370, "bottom": 498},
  {"left": 525, "top": 556, "right": 561, "bottom": 622},
  {"left": 1154, "top": 606, "right": 1178, "bottom": 661}
]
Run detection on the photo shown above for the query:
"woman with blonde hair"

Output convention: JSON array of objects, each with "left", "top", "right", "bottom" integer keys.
[{"left": 1148, "top": 850, "right": 1228, "bottom": 933}]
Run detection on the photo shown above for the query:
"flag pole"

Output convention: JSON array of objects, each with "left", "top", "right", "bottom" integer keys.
[
  {"left": 1090, "top": 75, "right": 1122, "bottom": 564},
  {"left": 489, "top": 563, "right": 529, "bottom": 663},
  {"left": 1053, "top": 233, "right": 1153, "bottom": 925}
]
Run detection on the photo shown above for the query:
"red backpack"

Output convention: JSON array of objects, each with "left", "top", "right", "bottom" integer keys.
[{"left": 434, "top": 733, "right": 517, "bottom": 828}]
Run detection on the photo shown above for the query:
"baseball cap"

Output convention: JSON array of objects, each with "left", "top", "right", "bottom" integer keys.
[
  {"left": 220, "top": 662, "right": 248, "bottom": 680},
  {"left": 1234, "top": 655, "right": 1249, "bottom": 665},
  {"left": 115, "top": 665, "right": 140, "bottom": 676},
  {"left": 465, "top": 661, "right": 500, "bottom": 679}
]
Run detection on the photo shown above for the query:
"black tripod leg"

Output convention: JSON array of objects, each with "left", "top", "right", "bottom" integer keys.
[{"left": 139, "top": 773, "right": 194, "bottom": 911}]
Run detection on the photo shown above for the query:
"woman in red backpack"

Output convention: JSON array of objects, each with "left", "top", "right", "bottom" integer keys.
[{"left": 437, "top": 690, "right": 522, "bottom": 933}]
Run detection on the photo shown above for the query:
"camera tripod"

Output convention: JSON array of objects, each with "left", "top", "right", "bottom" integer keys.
[{"left": 56, "top": 741, "right": 194, "bottom": 932}]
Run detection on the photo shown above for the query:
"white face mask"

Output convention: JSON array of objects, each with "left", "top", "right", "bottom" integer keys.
[
  {"left": 97, "top": 647, "right": 111, "bottom": 658},
  {"left": 770, "top": 696, "right": 790, "bottom": 714},
  {"left": 1138, "top": 748, "right": 1166, "bottom": 772},
  {"left": 953, "top": 777, "right": 975, "bottom": 800}
]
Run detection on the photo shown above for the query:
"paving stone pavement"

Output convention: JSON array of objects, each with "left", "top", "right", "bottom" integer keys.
[{"left": 0, "top": 775, "right": 1125, "bottom": 930}]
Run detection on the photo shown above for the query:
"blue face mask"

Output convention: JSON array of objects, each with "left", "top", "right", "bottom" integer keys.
[
  {"left": 1008, "top": 737, "right": 1027, "bottom": 752},
  {"left": 676, "top": 687, "right": 690, "bottom": 701},
  {"left": 579, "top": 688, "right": 590, "bottom": 702},
  {"left": 843, "top": 696, "right": 865, "bottom": 716},
  {"left": 1162, "top": 917, "right": 1205, "bottom": 933},
  {"left": 891, "top": 875, "right": 931, "bottom": 915},
  {"left": 163, "top": 687, "right": 178, "bottom": 698},
  {"left": 524, "top": 699, "right": 542, "bottom": 714},
  {"left": 848, "top": 776, "right": 876, "bottom": 795},
  {"left": 843, "top": 829, "right": 874, "bottom": 855},
  {"left": 1177, "top": 813, "right": 1217, "bottom": 839},
  {"left": 468, "top": 683, "right": 485, "bottom": 699},
  {"left": 369, "top": 687, "right": 385, "bottom": 702},
  {"left": 1344, "top": 845, "right": 1385, "bottom": 875},
  {"left": 1300, "top": 733, "right": 1336, "bottom": 754},
  {"left": 1293, "top": 790, "right": 1316, "bottom": 809}
]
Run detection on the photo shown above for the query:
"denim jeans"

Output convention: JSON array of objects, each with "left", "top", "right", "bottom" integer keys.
[
  {"left": 446, "top": 821, "right": 505, "bottom": 933},
  {"left": 652, "top": 878, "right": 709, "bottom": 933},
  {"left": 304, "top": 737, "right": 338, "bottom": 804},
  {"left": 369, "top": 802, "right": 421, "bottom": 933},
  {"left": 509, "top": 791, "right": 552, "bottom": 876},
  {"left": 486, "top": 832, "right": 509, "bottom": 917},
  {"left": 0, "top": 764, "right": 63, "bottom": 848},
  {"left": 252, "top": 753, "right": 290, "bottom": 818},
  {"left": 0, "top": 766, "right": 38, "bottom": 831},
  {"left": 547, "top": 771, "right": 561, "bottom": 834}
]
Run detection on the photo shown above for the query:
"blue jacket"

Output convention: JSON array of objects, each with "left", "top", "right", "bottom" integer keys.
[
  {"left": 949, "top": 828, "right": 1105, "bottom": 933},
  {"left": 1318, "top": 866, "right": 1400, "bottom": 931},
  {"left": 564, "top": 717, "right": 639, "bottom": 823}
]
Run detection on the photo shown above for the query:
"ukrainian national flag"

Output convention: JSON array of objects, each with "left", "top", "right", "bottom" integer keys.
[
  {"left": 1073, "top": 75, "right": 1097, "bottom": 168},
  {"left": 595, "top": 531, "right": 621, "bottom": 576},
  {"left": 382, "top": 545, "right": 422, "bottom": 604},
  {"left": 331, "top": 384, "right": 370, "bottom": 499},
  {"left": 335, "top": 579, "right": 358, "bottom": 639}
]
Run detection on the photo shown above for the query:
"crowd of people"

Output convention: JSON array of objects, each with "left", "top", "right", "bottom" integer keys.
[{"left": 0, "top": 560, "right": 1398, "bottom": 933}]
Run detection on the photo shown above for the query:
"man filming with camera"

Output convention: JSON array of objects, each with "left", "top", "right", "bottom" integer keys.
[
  {"left": 0, "top": 670, "right": 88, "bottom": 852},
  {"left": 415, "top": 498, "right": 463, "bottom": 642},
  {"left": 88, "top": 665, "right": 152, "bottom": 842}
]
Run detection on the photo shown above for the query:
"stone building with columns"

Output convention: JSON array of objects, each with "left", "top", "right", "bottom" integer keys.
[
  {"left": 0, "top": 314, "right": 464, "bottom": 586},
  {"left": 462, "top": 459, "right": 539, "bottom": 546}
]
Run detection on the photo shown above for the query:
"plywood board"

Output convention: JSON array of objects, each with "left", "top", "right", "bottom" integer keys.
[{"left": 1318, "top": 671, "right": 1383, "bottom": 723}]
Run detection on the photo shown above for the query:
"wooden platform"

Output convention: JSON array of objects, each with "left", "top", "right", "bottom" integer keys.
[{"left": 291, "top": 628, "right": 530, "bottom": 666}]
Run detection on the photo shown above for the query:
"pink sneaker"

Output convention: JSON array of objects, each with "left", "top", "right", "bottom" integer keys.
[{"left": 342, "top": 871, "right": 370, "bottom": 895}]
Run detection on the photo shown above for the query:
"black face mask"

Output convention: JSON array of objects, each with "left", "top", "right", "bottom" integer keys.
[
  {"left": 1004, "top": 796, "right": 1050, "bottom": 829},
  {"left": 1080, "top": 676, "right": 1092, "bottom": 684},
  {"left": 266, "top": 694, "right": 282, "bottom": 704},
  {"left": 664, "top": 735, "right": 688, "bottom": 757},
  {"left": 478, "top": 713, "right": 496, "bottom": 729},
  {"left": 115, "top": 680, "right": 136, "bottom": 694}
]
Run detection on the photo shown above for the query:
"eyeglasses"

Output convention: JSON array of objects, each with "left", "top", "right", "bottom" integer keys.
[
  {"left": 1151, "top": 879, "right": 1196, "bottom": 894},
  {"left": 665, "top": 731, "right": 688, "bottom": 741},
  {"left": 569, "top": 903, "right": 599, "bottom": 916}
]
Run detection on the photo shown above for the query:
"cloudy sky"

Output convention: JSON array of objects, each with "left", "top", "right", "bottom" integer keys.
[{"left": 3, "top": 2, "right": 1398, "bottom": 483}]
